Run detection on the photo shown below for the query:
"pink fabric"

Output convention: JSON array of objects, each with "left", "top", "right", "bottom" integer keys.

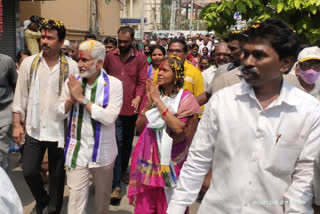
[{"left": 134, "top": 187, "right": 189, "bottom": 214}]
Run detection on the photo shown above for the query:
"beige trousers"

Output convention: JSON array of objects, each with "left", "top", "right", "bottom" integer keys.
[{"left": 67, "top": 161, "right": 114, "bottom": 214}]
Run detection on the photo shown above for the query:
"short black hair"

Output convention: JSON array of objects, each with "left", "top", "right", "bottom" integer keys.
[
  {"left": 40, "top": 18, "right": 66, "bottom": 41},
  {"left": 16, "top": 49, "right": 31, "bottom": 62},
  {"left": 118, "top": 26, "right": 135, "bottom": 39},
  {"left": 226, "top": 31, "right": 247, "bottom": 43},
  {"left": 191, "top": 44, "right": 199, "bottom": 50},
  {"left": 103, "top": 36, "right": 117, "bottom": 46},
  {"left": 244, "top": 19, "right": 300, "bottom": 61},
  {"left": 84, "top": 33, "right": 97, "bottom": 40},
  {"left": 150, "top": 45, "right": 166, "bottom": 56},
  {"left": 200, "top": 55, "right": 210, "bottom": 62},
  {"left": 169, "top": 38, "right": 188, "bottom": 53}
]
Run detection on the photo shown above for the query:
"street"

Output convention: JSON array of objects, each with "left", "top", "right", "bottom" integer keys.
[{"left": 7, "top": 137, "right": 200, "bottom": 214}]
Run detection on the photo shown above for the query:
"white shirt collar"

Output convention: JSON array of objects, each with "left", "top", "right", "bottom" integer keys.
[{"left": 235, "top": 79, "right": 298, "bottom": 108}]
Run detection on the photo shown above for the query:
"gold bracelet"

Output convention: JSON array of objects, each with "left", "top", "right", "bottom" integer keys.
[{"left": 160, "top": 107, "right": 168, "bottom": 115}]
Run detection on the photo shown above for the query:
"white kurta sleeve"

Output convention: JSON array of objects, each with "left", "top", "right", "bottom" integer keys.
[
  {"left": 0, "top": 168, "right": 23, "bottom": 214},
  {"left": 91, "top": 77, "right": 123, "bottom": 126},
  {"left": 284, "top": 107, "right": 320, "bottom": 213},
  {"left": 57, "top": 78, "right": 71, "bottom": 120},
  {"left": 167, "top": 93, "right": 219, "bottom": 214},
  {"left": 314, "top": 153, "right": 320, "bottom": 206}
]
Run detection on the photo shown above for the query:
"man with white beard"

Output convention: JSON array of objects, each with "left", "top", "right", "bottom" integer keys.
[{"left": 57, "top": 40, "right": 123, "bottom": 214}]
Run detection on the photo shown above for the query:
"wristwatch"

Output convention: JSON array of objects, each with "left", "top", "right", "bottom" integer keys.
[{"left": 81, "top": 98, "right": 89, "bottom": 105}]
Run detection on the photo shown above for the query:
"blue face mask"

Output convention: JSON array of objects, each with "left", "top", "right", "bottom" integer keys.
[
  {"left": 200, "top": 64, "right": 210, "bottom": 70},
  {"left": 299, "top": 68, "right": 320, "bottom": 84}
]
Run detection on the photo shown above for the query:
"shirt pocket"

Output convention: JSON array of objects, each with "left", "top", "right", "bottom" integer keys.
[
  {"left": 264, "top": 138, "right": 303, "bottom": 176},
  {"left": 125, "top": 66, "right": 137, "bottom": 80}
]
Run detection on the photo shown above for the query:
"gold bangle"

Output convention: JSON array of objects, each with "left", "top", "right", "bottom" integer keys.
[{"left": 160, "top": 107, "right": 168, "bottom": 115}]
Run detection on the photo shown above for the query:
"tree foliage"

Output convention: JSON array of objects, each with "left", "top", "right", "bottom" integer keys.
[
  {"left": 161, "top": 0, "right": 172, "bottom": 30},
  {"left": 199, "top": 0, "right": 320, "bottom": 44}
]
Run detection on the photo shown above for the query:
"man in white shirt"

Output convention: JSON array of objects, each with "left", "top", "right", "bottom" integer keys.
[
  {"left": 58, "top": 40, "right": 123, "bottom": 214},
  {"left": 12, "top": 18, "right": 79, "bottom": 214},
  {"left": 199, "top": 36, "right": 212, "bottom": 56},
  {"left": 168, "top": 19, "right": 320, "bottom": 214},
  {"left": 201, "top": 42, "right": 231, "bottom": 92},
  {"left": 293, "top": 46, "right": 320, "bottom": 99}
]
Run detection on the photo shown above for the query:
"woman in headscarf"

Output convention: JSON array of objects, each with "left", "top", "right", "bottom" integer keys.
[{"left": 128, "top": 56, "right": 201, "bottom": 214}]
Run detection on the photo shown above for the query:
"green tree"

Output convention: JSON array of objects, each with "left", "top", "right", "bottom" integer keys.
[
  {"left": 199, "top": 0, "right": 320, "bottom": 45},
  {"left": 161, "top": 0, "right": 172, "bottom": 30}
]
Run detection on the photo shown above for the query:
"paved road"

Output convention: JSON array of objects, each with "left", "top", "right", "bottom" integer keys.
[{"left": 7, "top": 137, "right": 200, "bottom": 214}]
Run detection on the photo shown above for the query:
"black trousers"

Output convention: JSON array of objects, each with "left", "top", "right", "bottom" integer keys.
[
  {"left": 113, "top": 114, "right": 137, "bottom": 188},
  {"left": 22, "top": 135, "right": 65, "bottom": 213}
]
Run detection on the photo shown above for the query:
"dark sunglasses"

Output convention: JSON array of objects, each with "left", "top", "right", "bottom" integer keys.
[
  {"left": 215, "top": 53, "right": 231, "bottom": 57},
  {"left": 299, "top": 60, "right": 320, "bottom": 71},
  {"left": 168, "top": 49, "right": 183, "bottom": 53}
]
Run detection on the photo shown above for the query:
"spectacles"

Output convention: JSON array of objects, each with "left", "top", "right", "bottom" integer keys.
[
  {"left": 215, "top": 53, "right": 231, "bottom": 57},
  {"left": 299, "top": 60, "right": 320, "bottom": 72},
  {"left": 168, "top": 49, "right": 183, "bottom": 53}
]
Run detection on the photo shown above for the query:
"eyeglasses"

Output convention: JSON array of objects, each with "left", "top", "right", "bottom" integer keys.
[
  {"left": 168, "top": 49, "right": 183, "bottom": 53},
  {"left": 215, "top": 53, "right": 231, "bottom": 57},
  {"left": 299, "top": 60, "right": 320, "bottom": 72}
]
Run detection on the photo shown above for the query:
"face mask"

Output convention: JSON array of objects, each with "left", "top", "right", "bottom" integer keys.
[
  {"left": 191, "top": 51, "right": 198, "bottom": 56},
  {"left": 299, "top": 68, "right": 320, "bottom": 84},
  {"left": 200, "top": 64, "right": 210, "bottom": 70}
]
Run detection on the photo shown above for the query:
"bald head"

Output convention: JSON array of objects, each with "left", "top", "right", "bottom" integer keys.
[{"left": 214, "top": 42, "right": 231, "bottom": 66}]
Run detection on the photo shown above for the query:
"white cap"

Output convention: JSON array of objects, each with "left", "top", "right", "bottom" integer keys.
[
  {"left": 23, "top": 20, "right": 31, "bottom": 30},
  {"left": 187, "top": 41, "right": 193, "bottom": 45},
  {"left": 298, "top": 46, "right": 320, "bottom": 62},
  {"left": 214, "top": 39, "right": 219, "bottom": 44},
  {"left": 150, "top": 41, "right": 156, "bottom": 45},
  {"left": 63, "top": 40, "right": 71, "bottom": 47}
]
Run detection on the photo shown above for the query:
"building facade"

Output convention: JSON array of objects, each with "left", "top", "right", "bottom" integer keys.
[
  {"left": 122, "top": 0, "right": 161, "bottom": 33},
  {"left": 19, "top": 0, "right": 122, "bottom": 41}
]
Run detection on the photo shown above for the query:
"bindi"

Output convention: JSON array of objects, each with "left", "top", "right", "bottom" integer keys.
[
  {"left": 43, "top": 30, "right": 49, "bottom": 38},
  {"left": 159, "top": 62, "right": 164, "bottom": 71}
]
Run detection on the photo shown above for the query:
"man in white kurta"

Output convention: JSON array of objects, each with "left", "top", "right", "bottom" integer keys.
[
  {"left": 58, "top": 40, "right": 123, "bottom": 214},
  {"left": 12, "top": 18, "right": 79, "bottom": 213},
  {"left": 168, "top": 19, "right": 320, "bottom": 214}
]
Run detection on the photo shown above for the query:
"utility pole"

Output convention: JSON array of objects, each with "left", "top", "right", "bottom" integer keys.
[
  {"left": 170, "top": 0, "right": 176, "bottom": 31},
  {"left": 177, "top": 0, "right": 182, "bottom": 30},
  {"left": 140, "top": 0, "right": 145, "bottom": 40},
  {"left": 130, "top": 0, "right": 133, "bottom": 18},
  {"left": 189, "top": 0, "right": 193, "bottom": 35},
  {"left": 90, "top": 0, "right": 99, "bottom": 39}
]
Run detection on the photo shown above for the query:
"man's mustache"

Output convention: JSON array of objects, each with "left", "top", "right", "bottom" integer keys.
[
  {"left": 41, "top": 44, "right": 49, "bottom": 49},
  {"left": 239, "top": 65, "right": 259, "bottom": 78}
]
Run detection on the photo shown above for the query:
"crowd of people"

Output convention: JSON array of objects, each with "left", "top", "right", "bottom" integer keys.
[{"left": 1, "top": 15, "right": 320, "bottom": 214}]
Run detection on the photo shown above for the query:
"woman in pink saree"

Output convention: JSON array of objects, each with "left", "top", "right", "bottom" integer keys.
[{"left": 128, "top": 56, "right": 201, "bottom": 214}]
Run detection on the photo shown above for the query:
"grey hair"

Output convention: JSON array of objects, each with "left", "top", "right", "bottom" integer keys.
[{"left": 79, "top": 40, "right": 106, "bottom": 62}]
